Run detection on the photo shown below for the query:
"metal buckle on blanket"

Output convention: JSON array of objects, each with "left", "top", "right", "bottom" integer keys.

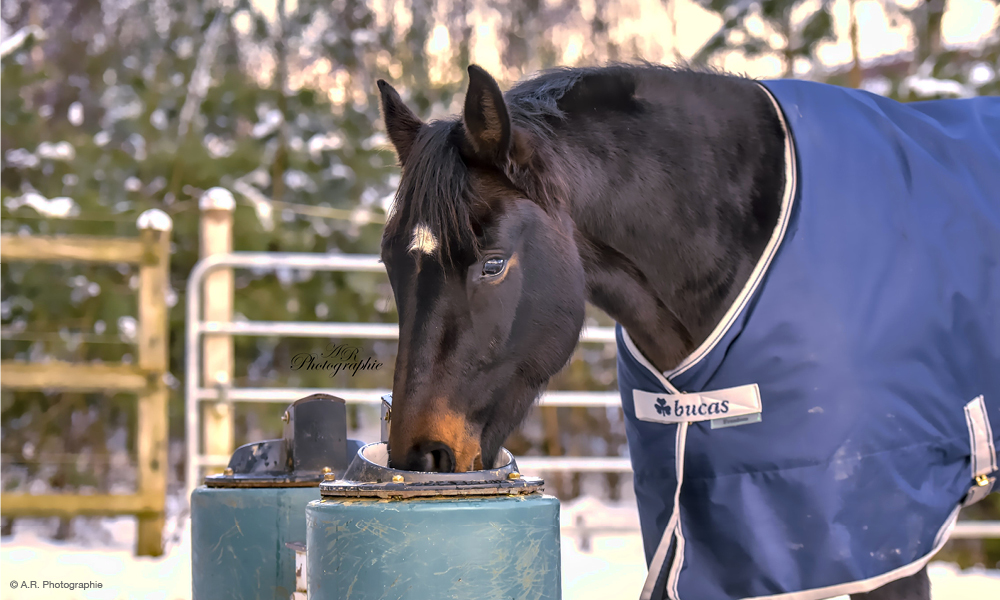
[{"left": 976, "top": 474, "right": 992, "bottom": 487}]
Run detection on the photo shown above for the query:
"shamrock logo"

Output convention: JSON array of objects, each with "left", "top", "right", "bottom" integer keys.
[{"left": 654, "top": 397, "right": 671, "bottom": 416}]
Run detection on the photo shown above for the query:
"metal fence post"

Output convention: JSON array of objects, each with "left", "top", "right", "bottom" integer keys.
[
  {"left": 199, "top": 188, "right": 235, "bottom": 474},
  {"left": 136, "top": 208, "right": 172, "bottom": 557}
]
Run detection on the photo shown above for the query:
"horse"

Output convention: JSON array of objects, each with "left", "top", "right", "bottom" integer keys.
[{"left": 375, "top": 63, "right": 1000, "bottom": 600}]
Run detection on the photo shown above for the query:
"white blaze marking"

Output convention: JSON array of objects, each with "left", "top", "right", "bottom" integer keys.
[{"left": 408, "top": 223, "right": 438, "bottom": 255}]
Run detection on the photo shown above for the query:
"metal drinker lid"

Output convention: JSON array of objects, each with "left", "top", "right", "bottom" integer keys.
[
  {"left": 319, "top": 442, "right": 544, "bottom": 499},
  {"left": 204, "top": 393, "right": 356, "bottom": 488}
]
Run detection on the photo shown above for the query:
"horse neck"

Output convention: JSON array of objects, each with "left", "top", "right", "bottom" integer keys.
[{"left": 550, "top": 72, "right": 787, "bottom": 372}]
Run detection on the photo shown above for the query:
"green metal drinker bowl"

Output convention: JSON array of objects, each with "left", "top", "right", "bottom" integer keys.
[{"left": 306, "top": 442, "right": 562, "bottom": 600}]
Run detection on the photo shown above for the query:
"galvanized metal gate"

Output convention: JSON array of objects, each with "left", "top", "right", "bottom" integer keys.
[
  {"left": 183, "top": 251, "right": 625, "bottom": 500},
  {"left": 184, "top": 251, "right": 1000, "bottom": 539}
]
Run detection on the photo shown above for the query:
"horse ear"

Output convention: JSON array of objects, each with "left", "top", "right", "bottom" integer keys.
[
  {"left": 377, "top": 79, "right": 423, "bottom": 165},
  {"left": 463, "top": 65, "right": 511, "bottom": 161}
]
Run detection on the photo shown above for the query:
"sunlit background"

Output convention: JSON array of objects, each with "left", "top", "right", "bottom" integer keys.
[{"left": 2, "top": 0, "right": 999, "bottom": 598}]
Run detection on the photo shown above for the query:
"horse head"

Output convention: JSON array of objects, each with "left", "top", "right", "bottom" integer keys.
[{"left": 377, "top": 65, "right": 586, "bottom": 472}]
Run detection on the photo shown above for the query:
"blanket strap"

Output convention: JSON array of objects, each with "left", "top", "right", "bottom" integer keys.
[{"left": 962, "top": 395, "right": 997, "bottom": 506}]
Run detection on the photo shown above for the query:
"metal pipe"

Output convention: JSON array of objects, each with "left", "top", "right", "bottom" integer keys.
[
  {"left": 949, "top": 521, "right": 1000, "bottom": 539},
  {"left": 184, "top": 254, "right": 203, "bottom": 501},
  {"left": 560, "top": 525, "right": 644, "bottom": 536},
  {"left": 195, "top": 252, "right": 386, "bottom": 274},
  {"left": 194, "top": 388, "right": 391, "bottom": 404},
  {"left": 515, "top": 457, "right": 634, "bottom": 473},
  {"left": 559, "top": 522, "right": 1000, "bottom": 540},
  {"left": 202, "top": 321, "right": 400, "bottom": 339},
  {"left": 200, "top": 320, "right": 616, "bottom": 343},
  {"left": 192, "top": 387, "right": 622, "bottom": 408},
  {"left": 195, "top": 453, "right": 635, "bottom": 473}
]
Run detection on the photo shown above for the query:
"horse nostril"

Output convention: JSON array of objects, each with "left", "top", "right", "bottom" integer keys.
[{"left": 413, "top": 441, "right": 456, "bottom": 473}]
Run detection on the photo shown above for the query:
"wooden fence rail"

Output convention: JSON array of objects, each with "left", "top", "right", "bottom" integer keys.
[{"left": 0, "top": 209, "right": 173, "bottom": 557}]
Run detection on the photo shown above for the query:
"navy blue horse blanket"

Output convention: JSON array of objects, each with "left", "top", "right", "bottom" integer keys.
[{"left": 617, "top": 79, "right": 1000, "bottom": 600}]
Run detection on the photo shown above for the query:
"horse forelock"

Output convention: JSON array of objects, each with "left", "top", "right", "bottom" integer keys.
[{"left": 383, "top": 121, "right": 481, "bottom": 266}]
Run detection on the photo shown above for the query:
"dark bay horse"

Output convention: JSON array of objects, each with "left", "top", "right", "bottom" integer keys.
[{"left": 376, "top": 63, "right": 1000, "bottom": 600}]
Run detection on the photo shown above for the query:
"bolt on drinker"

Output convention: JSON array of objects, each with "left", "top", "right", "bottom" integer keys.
[{"left": 191, "top": 394, "right": 364, "bottom": 600}]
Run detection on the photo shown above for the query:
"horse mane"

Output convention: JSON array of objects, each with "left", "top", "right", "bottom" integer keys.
[
  {"left": 504, "top": 61, "right": 728, "bottom": 129},
  {"left": 382, "top": 62, "right": 728, "bottom": 265}
]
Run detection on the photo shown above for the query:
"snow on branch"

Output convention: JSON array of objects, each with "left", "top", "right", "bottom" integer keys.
[
  {"left": 901, "top": 75, "right": 975, "bottom": 99},
  {"left": 177, "top": 12, "right": 228, "bottom": 138},
  {"left": 0, "top": 25, "right": 46, "bottom": 60}
]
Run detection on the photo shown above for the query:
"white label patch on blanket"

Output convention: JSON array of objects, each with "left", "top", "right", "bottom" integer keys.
[{"left": 633, "top": 383, "right": 762, "bottom": 428}]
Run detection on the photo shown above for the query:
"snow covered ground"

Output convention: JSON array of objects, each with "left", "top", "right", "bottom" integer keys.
[
  {"left": 2, "top": 496, "right": 998, "bottom": 600},
  {"left": 559, "top": 496, "right": 1000, "bottom": 600}
]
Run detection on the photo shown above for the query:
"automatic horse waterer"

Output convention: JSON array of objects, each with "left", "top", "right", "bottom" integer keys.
[
  {"left": 191, "top": 392, "right": 562, "bottom": 599},
  {"left": 301, "top": 393, "right": 562, "bottom": 599},
  {"left": 307, "top": 440, "right": 562, "bottom": 599},
  {"left": 191, "top": 393, "right": 363, "bottom": 600}
]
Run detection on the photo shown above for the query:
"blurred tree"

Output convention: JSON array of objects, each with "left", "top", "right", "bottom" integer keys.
[
  {"left": 1, "top": 0, "right": 640, "bottom": 522},
  {"left": 3, "top": 0, "right": 997, "bottom": 558},
  {"left": 824, "top": 0, "right": 999, "bottom": 101},
  {"left": 847, "top": 0, "right": 862, "bottom": 88},
  {"left": 906, "top": 0, "right": 948, "bottom": 65},
  {"left": 691, "top": 0, "right": 836, "bottom": 76}
]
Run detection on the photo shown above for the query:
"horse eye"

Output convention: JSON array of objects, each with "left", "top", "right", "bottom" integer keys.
[{"left": 482, "top": 258, "right": 506, "bottom": 277}]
